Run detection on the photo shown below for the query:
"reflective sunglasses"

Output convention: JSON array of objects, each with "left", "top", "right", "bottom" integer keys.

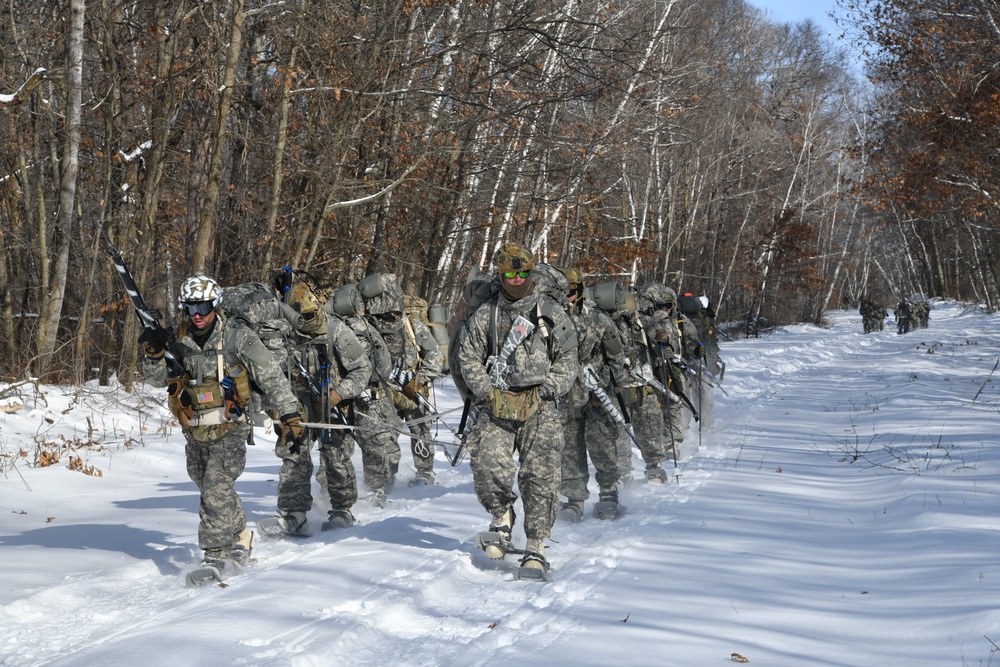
[
  {"left": 656, "top": 301, "right": 675, "bottom": 311},
  {"left": 181, "top": 301, "right": 215, "bottom": 316},
  {"left": 503, "top": 270, "right": 531, "bottom": 280}
]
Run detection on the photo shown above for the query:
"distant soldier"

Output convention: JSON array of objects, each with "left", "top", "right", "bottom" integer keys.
[
  {"left": 895, "top": 297, "right": 914, "bottom": 334},
  {"left": 859, "top": 297, "right": 887, "bottom": 334},
  {"left": 139, "top": 274, "right": 303, "bottom": 574},
  {"left": 678, "top": 291, "right": 723, "bottom": 428}
]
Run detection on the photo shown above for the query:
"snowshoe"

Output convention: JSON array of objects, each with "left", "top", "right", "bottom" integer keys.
[
  {"left": 258, "top": 512, "right": 310, "bottom": 538},
  {"left": 369, "top": 487, "right": 387, "bottom": 508},
  {"left": 321, "top": 509, "right": 356, "bottom": 531},
  {"left": 516, "top": 538, "right": 550, "bottom": 581},
  {"left": 186, "top": 552, "right": 226, "bottom": 587},
  {"left": 593, "top": 487, "right": 625, "bottom": 520},
  {"left": 644, "top": 465, "right": 667, "bottom": 484},
  {"left": 476, "top": 507, "right": 515, "bottom": 560},
  {"left": 558, "top": 500, "right": 584, "bottom": 523},
  {"left": 408, "top": 470, "right": 436, "bottom": 487}
]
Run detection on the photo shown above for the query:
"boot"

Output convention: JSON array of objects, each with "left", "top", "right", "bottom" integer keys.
[
  {"left": 201, "top": 548, "right": 227, "bottom": 573},
  {"left": 229, "top": 527, "right": 254, "bottom": 568},
  {"left": 520, "top": 537, "right": 548, "bottom": 571},
  {"left": 558, "top": 499, "right": 585, "bottom": 523},
  {"left": 483, "top": 507, "right": 515, "bottom": 559},
  {"left": 593, "top": 485, "right": 624, "bottom": 519},
  {"left": 409, "top": 470, "right": 436, "bottom": 487},
  {"left": 322, "top": 508, "right": 356, "bottom": 531},
  {"left": 644, "top": 464, "right": 667, "bottom": 484},
  {"left": 278, "top": 511, "right": 309, "bottom": 536},
  {"left": 369, "top": 487, "right": 387, "bottom": 508}
]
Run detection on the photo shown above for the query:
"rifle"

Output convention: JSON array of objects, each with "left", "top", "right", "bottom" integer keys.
[
  {"left": 630, "top": 359, "right": 699, "bottom": 422},
  {"left": 293, "top": 350, "right": 350, "bottom": 429},
  {"left": 101, "top": 228, "right": 185, "bottom": 379},
  {"left": 580, "top": 364, "right": 641, "bottom": 450}
]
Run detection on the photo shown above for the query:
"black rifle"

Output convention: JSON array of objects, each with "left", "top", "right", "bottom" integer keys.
[{"left": 101, "top": 228, "right": 185, "bottom": 379}]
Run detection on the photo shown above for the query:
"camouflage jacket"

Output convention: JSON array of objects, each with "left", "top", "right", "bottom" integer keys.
[
  {"left": 290, "top": 311, "right": 371, "bottom": 402},
  {"left": 142, "top": 312, "right": 300, "bottom": 423},
  {"left": 568, "top": 298, "right": 628, "bottom": 407},
  {"left": 612, "top": 311, "right": 653, "bottom": 389},
  {"left": 646, "top": 309, "right": 700, "bottom": 361},
  {"left": 458, "top": 288, "right": 578, "bottom": 402},
  {"left": 381, "top": 315, "right": 444, "bottom": 388}
]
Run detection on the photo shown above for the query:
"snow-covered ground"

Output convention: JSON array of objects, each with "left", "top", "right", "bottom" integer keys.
[{"left": 2, "top": 301, "right": 999, "bottom": 666}]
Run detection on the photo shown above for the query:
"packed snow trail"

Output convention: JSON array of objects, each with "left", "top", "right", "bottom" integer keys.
[{"left": 2, "top": 302, "right": 1000, "bottom": 666}]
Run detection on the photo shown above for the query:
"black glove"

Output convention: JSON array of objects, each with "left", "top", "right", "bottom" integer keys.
[
  {"left": 138, "top": 327, "right": 170, "bottom": 358},
  {"left": 275, "top": 412, "right": 306, "bottom": 456},
  {"left": 696, "top": 345, "right": 707, "bottom": 358}
]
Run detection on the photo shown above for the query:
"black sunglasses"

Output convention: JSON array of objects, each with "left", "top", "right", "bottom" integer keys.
[{"left": 181, "top": 301, "right": 215, "bottom": 316}]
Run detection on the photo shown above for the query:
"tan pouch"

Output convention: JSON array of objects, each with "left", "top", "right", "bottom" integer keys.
[{"left": 488, "top": 386, "right": 541, "bottom": 422}]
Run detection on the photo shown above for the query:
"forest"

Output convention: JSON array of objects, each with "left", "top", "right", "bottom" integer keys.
[{"left": 1, "top": 0, "right": 998, "bottom": 383}]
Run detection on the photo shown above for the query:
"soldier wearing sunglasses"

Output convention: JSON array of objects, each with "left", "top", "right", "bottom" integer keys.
[{"left": 139, "top": 273, "right": 304, "bottom": 577}]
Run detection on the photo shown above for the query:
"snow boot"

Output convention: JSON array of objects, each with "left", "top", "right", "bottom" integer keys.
[
  {"left": 644, "top": 465, "right": 667, "bottom": 484},
  {"left": 558, "top": 499, "right": 585, "bottom": 523},
  {"left": 517, "top": 537, "right": 550, "bottom": 581},
  {"left": 230, "top": 527, "right": 255, "bottom": 568},
  {"left": 409, "top": 470, "right": 436, "bottom": 487},
  {"left": 369, "top": 487, "right": 387, "bottom": 508},
  {"left": 476, "top": 506, "right": 515, "bottom": 559},
  {"left": 259, "top": 511, "right": 309, "bottom": 538},
  {"left": 186, "top": 548, "right": 227, "bottom": 586},
  {"left": 322, "top": 509, "right": 356, "bottom": 531},
  {"left": 593, "top": 486, "right": 625, "bottom": 520}
]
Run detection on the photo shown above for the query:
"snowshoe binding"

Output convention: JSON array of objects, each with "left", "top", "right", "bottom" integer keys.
[
  {"left": 321, "top": 509, "right": 356, "bottom": 531},
  {"left": 644, "top": 465, "right": 668, "bottom": 484},
  {"left": 258, "top": 512, "right": 310, "bottom": 538},
  {"left": 476, "top": 507, "right": 515, "bottom": 560},
  {"left": 186, "top": 551, "right": 227, "bottom": 587},
  {"left": 593, "top": 486, "right": 625, "bottom": 520},
  {"left": 516, "top": 538, "right": 550, "bottom": 581},
  {"left": 558, "top": 499, "right": 585, "bottom": 523},
  {"left": 408, "top": 470, "right": 436, "bottom": 487}
]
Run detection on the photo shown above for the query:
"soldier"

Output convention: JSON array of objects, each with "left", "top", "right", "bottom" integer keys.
[
  {"left": 320, "top": 283, "right": 401, "bottom": 522},
  {"left": 268, "top": 278, "right": 372, "bottom": 536},
  {"left": 360, "top": 274, "right": 445, "bottom": 486},
  {"left": 139, "top": 274, "right": 304, "bottom": 574},
  {"left": 859, "top": 297, "right": 887, "bottom": 334},
  {"left": 457, "top": 243, "right": 577, "bottom": 574},
  {"left": 895, "top": 297, "right": 914, "bottom": 334},
  {"left": 557, "top": 267, "right": 629, "bottom": 521},
  {"left": 678, "top": 291, "right": 723, "bottom": 428},
  {"left": 640, "top": 283, "right": 701, "bottom": 462}
]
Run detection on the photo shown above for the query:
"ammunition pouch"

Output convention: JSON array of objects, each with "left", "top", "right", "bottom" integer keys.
[{"left": 487, "top": 386, "right": 541, "bottom": 422}]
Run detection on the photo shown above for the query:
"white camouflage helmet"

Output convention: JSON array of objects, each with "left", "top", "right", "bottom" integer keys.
[{"left": 178, "top": 273, "right": 223, "bottom": 308}]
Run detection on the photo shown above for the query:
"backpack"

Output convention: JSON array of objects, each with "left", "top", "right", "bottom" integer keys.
[
  {"left": 449, "top": 269, "right": 498, "bottom": 400},
  {"left": 325, "top": 283, "right": 391, "bottom": 384},
  {"left": 219, "top": 282, "right": 295, "bottom": 365}
]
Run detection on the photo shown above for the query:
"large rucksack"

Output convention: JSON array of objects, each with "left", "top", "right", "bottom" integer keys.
[
  {"left": 220, "top": 282, "right": 295, "bottom": 366},
  {"left": 449, "top": 269, "right": 498, "bottom": 400}
]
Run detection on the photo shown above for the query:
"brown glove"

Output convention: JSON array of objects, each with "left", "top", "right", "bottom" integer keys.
[
  {"left": 167, "top": 379, "right": 194, "bottom": 429},
  {"left": 654, "top": 329, "right": 669, "bottom": 343},
  {"left": 275, "top": 412, "right": 306, "bottom": 456},
  {"left": 402, "top": 377, "right": 422, "bottom": 400},
  {"left": 328, "top": 388, "right": 343, "bottom": 407}
]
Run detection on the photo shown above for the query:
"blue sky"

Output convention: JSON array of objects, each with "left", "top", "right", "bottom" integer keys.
[{"left": 749, "top": 0, "right": 842, "bottom": 38}]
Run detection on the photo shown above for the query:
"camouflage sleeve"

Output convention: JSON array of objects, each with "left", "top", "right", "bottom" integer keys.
[
  {"left": 541, "top": 306, "right": 578, "bottom": 399},
  {"left": 597, "top": 313, "right": 629, "bottom": 386},
  {"left": 232, "top": 326, "right": 300, "bottom": 416},
  {"left": 457, "top": 306, "right": 493, "bottom": 402},
  {"left": 329, "top": 317, "right": 371, "bottom": 401},
  {"left": 141, "top": 353, "right": 169, "bottom": 388},
  {"left": 679, "top": 314, "right": 701, "bottom": 357},
  {"left": 412, "top": 318, "right": 444, "bottom": 385}
]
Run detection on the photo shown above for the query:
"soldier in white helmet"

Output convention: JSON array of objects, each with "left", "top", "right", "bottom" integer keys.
[{"left": 139, "top": 274, "right": 304, "bottom": 577}]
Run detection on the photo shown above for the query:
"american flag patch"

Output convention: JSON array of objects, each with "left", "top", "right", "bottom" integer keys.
[{"left": 197, "top": 392, "right": 214, "bottom": 404}]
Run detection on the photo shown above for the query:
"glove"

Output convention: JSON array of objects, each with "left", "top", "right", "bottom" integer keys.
[
  {"left": 402, "top": 377, "right": 422, "bottom": 400},
  {"left": 654, "top": 329, "right": 669, "bottom": 344},
  {"left": 138, "top": 327, "right": 169, "bottom": 358},
  {"left": 328, "top": 388, "right": 343, "bottom": 407},
  {"left": 696, "top": 345, "right": 707, "bottom": 358},
  {"left": 275, "top": 412, "right": 306, "bottom": 456}
]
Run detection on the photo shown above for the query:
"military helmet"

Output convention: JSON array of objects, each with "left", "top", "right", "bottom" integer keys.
[
  {"left": 561, "top": 267, "right": 582, "bottom": 290},
  {"left": 178, "top": 274, "right": 222, "bottom": 309},
  {"left": 639, "top": 282, "right": 675, "bottom": 309},
  {"left": 288, "top": 280, "right": 320, "bottom": 315},
  {"left": 492, "top": 242, "right": 537, "bottom": 274}
]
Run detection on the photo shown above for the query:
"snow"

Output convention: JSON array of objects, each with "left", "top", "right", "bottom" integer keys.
[{"left": 2, "top": 301, "right": 999, "bottom": 666}]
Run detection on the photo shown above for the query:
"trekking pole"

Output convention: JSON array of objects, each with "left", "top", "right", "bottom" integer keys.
[{"left": 697, "top": 359, "right": 703, "bottom": 450}]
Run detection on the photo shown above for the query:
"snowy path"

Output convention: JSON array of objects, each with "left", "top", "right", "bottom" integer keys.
[{"left": 2, "top": 302, "right": 1000, "bottom": 666}]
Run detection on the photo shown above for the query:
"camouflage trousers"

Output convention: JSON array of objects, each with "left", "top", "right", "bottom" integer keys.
[
  {"left": 276, "top": 436, "right": 314, "bottom": 514},
  {"left": 663, "top": 398, "right": 686, "bottom": 459},
  {"left": 395, "top": 403, "right": 435, "bottom": 475},
  {"left": 318, "top": 396, "right": 398, "bottom": 511},
  {"left": 617, "top": 389, "right": 665, "bottom": 475},
  {"left": 467, "top": 398, "right": 563, "bottom": 540},
  {"left": 560, "top": 397, "right": 620, "bottom": 501},
  {"left": 184, "top": 424, "right": 249, "bottom": 553}
]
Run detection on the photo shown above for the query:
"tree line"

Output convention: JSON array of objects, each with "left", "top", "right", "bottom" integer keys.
[{"left": 0, "top": 0, "right": 994, "bottom": 384}]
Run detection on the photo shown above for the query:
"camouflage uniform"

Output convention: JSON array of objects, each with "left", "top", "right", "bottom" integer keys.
[
  {"left": 859, "top": 299, "right": 887, "bottom": 334},
  {"left": 278, "top": 306, "right": 371, "bottom": 520},
  {"left": 641, "top": 283, "right": 700, "bottom": 460},
  {"left": 364, "top": 275, "right": 445, "bottom": 484},
  {"left": 678, "top": 292, "right": 722, "bottom": 428},
  {"left": 895, "top": 298, "right": 914, "bottom": 334},
  {"left": 457, "top": 246, "right": 578, "bottom": 553},
  {"left": 559, "top": 272, "right": 628, "bottom": 515},
  {"left": 610, "top": 294, "right": 668, "bottom": 481},
  {"left": 327, "top": 286, "right": 403, "bottom": 511},
  {"left": 142, "top": 303, "right": 300, "bottom": 562}
]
